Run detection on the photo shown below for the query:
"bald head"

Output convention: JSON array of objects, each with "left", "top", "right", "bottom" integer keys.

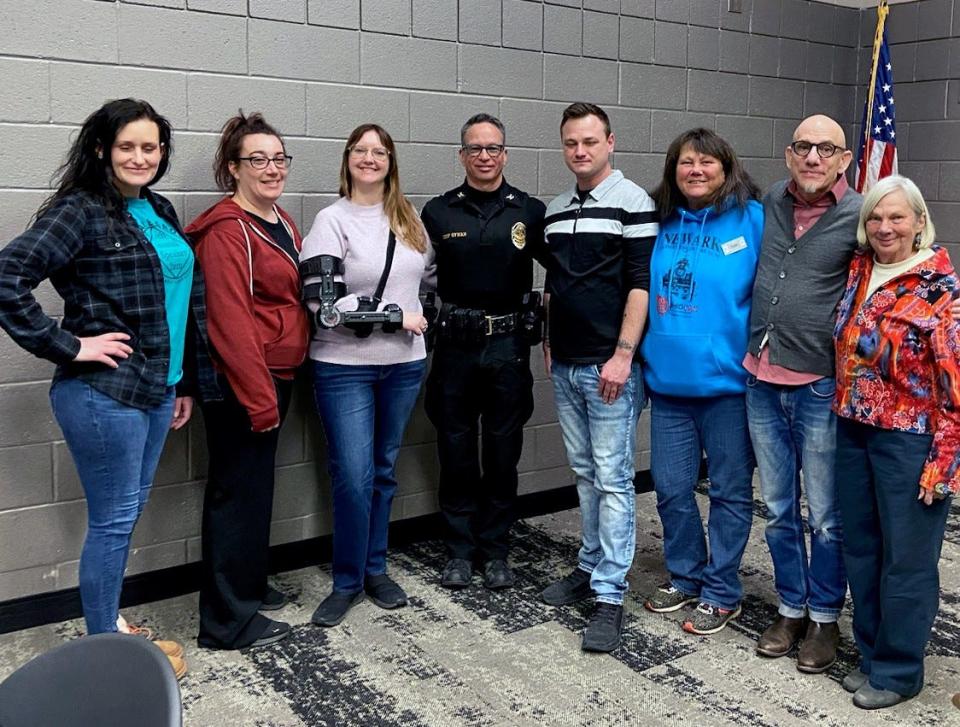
[
  {"left": 794, "top": 114, "right": 846, "bottom": 149},
  {"left": 785, "top": 114, "right": 852, "bottom": 202}
]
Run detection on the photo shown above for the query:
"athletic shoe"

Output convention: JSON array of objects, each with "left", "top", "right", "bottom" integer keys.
[
  {"left": 644, "top": 583, "right": 698, "bottom": 613},
  {"left": 681, "top": 602, "right": 742, "bottom": 635}
]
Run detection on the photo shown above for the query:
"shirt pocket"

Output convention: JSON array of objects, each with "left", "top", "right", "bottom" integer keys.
[{"left": 75, "top": 233, "right": 145, "bottom": 287}]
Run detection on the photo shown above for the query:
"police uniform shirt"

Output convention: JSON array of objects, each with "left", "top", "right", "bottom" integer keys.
[{"left": 421, "top": 180, "right": 547, "bottom": 315}]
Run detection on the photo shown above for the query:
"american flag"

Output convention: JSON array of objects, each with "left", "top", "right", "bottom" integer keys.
[{"left": 855, "top": 26, "right": 897, "bottom": 192}]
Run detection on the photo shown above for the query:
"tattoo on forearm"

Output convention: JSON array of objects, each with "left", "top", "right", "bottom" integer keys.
[{"left": 616, "top": 339, "right": 635, "bottom": 352}]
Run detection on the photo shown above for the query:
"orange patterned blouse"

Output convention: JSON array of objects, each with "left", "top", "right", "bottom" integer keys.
[{"left": 833, "top": 246, "right": 960, "bottom": 496}]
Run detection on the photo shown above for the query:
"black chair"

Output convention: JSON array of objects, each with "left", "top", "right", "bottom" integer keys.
[{"left": 0, "top": 632, "right": 182, "bottom": 727}]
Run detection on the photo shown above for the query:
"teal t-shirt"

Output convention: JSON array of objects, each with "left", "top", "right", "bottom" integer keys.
[{"left": 126, "top": 197, "right": 194, "bottom": 386}]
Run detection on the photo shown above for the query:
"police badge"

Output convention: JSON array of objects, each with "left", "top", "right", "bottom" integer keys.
[{"left": 511, "top": 221, "right": 526, "bottom": 250}]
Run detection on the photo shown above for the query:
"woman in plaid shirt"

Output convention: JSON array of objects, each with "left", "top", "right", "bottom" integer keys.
[{"left": 0, "top": 99, "right": 218, "bottom": 679}]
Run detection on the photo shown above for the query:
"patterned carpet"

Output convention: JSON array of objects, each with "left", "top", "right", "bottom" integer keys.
[{"left": 1, "top": 489, "right": 959, "bottom": 726}]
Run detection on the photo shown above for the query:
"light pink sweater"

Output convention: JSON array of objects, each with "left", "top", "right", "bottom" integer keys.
[{"left": 301, "top": 197, "right": 435, "bottom": 366}]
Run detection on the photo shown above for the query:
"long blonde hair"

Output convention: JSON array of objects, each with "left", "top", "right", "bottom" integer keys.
[{"left": 339, "top": 124, "right": 426, "bottom": 253}]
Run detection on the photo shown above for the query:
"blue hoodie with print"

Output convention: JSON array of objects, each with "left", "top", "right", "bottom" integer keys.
[{"left": 641, "top": 198, "right": 764, "bottom": 397}]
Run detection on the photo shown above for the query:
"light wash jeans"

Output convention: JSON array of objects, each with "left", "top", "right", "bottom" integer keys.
[
  {"left": 745, "top": 376, "right": 846, "bottom": 622},
  {"left": 551, "top": 360, "right": 644, "bottom": 605}
]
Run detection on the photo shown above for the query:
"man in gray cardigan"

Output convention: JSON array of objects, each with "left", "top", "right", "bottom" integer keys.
[{"left": 744, "top": 115, "right": 860, "bottom": 674}]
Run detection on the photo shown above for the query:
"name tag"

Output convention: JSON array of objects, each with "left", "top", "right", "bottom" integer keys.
[{"left": 721, "top": 236, "right": 747, "bottom": 255}]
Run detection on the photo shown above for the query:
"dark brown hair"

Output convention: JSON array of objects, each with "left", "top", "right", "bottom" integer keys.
[
  {"left": 339, "top": 124, "right": 426, "bottom": 253},
  {"left": 560, "top": 102, "right": 612, "bottom": 138},
  {"left": 652, "top": 128, "right": 761, "bottom": 219},
  {"left": 213, "top": 110, "right": 284, "bottom": 192},
  {"left": 37, "top": 98, "right": 172, "bottom": 221}
]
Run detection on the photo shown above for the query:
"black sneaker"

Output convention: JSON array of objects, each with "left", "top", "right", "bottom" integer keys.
[
  {"left": 260, "top": 585, "right": 288, "bottom": 612},
  {"left": 441, "top": 558, "right": 473, "bottom": 588},
  {"left": 483, "top": 559, "right": 516, "bottom": 590},
  {"left": 249, "top": 619, "right": 291, "bottom": 648},
  {"left": 644, "top": 583, "right": 698, "bottom": 613},
  {"left": 581, "top": 603, "right": 624, "bottom": 653},
  {"left": 541, "top": 568, "right": 593, "bottom": 606},
  {"left": 311, "top": 590, "right": 364, "bottom": 627},
  {"left": 365, "top": 574, "right": 408, "bottom": 609}
]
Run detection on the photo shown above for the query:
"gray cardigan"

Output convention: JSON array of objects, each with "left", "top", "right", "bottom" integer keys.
[{"left": 747, "top": 180, "right": 862, "bottom": 377}]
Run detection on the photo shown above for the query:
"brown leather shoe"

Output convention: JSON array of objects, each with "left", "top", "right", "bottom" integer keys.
[
  {"left": 167, "top": 654, "right": 187, "bottom": 680},
  {"left": 756, "top": 615, "right": 807, "bottom": 657},
  {"left": 797, "top": 621, "right": 839, "bottom": 673}
]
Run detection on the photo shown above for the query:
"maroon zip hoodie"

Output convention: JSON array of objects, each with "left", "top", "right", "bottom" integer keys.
[{"left": 186, "top": 197, "right": 308, "bottom": 431}]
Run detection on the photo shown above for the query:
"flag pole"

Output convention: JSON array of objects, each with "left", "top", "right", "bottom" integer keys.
[{"left": 862, "top": 1, "right": 890, "bottom": 155}]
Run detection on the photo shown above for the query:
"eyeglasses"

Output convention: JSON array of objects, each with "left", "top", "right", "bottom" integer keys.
[
  {"left": 788, "top": 141, "right": 845, "bottom": 159},
  {"left": 349, "top": 146, "right": 390, "bottom": 160},
  {"left": 237, "top": 155, "right": 293, "bottom": 169},
  {"left": 461, "top": 144, "right": 505, "bottom": 158}
]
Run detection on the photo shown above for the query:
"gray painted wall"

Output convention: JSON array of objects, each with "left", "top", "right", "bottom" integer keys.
[{"left": 0, "top": 0, "right": 956, "bottom": 602}]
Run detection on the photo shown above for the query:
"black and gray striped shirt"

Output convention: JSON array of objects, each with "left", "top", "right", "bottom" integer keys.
[{"left": 544, "top": 170, "right": 658, "bottom": 364}]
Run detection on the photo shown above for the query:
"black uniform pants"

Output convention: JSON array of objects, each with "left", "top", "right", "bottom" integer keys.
[
  {"left": 197, "top": 375, "right": 293, "bottom": 649},
  {"left": 425, "top": 334, "right": 534, "bottom": 561}
]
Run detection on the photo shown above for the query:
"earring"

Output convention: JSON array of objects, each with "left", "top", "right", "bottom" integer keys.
[{"left": 913, "top": 232, "right": 922, "bottom": 250}]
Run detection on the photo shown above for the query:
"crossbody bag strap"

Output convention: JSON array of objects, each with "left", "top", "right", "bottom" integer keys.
[{"left": 372, "top": 229, "right": 397, "bottom": 303}]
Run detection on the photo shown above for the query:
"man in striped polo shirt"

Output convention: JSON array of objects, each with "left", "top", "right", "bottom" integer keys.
[{"left": 539, "top": 102, "right": 659, "bottom": 652}]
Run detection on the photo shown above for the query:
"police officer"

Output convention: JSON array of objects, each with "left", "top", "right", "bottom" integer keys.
[{"left": 422, "top": 113, "right": 548, "bottom": 589}]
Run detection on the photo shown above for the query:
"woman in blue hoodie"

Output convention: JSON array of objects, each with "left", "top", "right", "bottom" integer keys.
[{"left": 641, "top": 128, "right": 763, "bottom": 636}]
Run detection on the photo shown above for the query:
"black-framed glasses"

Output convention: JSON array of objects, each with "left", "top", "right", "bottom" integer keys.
[
  {"left": 789, "top": 141, "right": 845, "bottom": 159},
  {"left": 349, "top": 146, "right": 390, "bottom": 160},
  {"left": 461, "top": 144, "right": 505, "bottom": 158},
  {"left": 237, "top": 155, "right": 293, "bottom": 169}
]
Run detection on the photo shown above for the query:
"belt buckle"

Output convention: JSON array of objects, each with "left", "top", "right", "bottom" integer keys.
[{"left": 485, "top": 313, "right": 515, "bottom": 336}]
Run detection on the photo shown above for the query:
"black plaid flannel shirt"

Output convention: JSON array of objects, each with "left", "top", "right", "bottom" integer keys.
[{"left": 0, "top": 189, "right": 220, "bottom": 409}]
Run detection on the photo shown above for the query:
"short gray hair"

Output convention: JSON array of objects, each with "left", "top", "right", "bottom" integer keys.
[
  {"left": 459, "top": 113, "right": 506, "bottom": 147},
  {"left": 856, "top": 174, "right": 936, "bottom": 249}
]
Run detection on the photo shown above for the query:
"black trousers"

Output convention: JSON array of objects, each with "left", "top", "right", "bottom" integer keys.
[
  {"left": 425, "top": 334, "right": 534, "bottom": 561},
  {"left": 197, "top": 375, "right": 293, "bottom": 649}
]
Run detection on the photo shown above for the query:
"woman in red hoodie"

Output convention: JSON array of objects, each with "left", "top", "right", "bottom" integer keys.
[{"left": 186, "top": 112, "right": 308, "bottom": 650}]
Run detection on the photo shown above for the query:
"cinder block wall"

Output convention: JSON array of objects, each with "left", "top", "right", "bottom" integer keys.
[{"left": 0, "top": 0, "right": 955, "bottom": 603}]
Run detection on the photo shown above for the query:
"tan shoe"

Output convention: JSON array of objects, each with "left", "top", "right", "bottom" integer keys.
[
  {"left": 152, "top": 639, "right": 185, "bottom": 660},
  {"left": 118, "top": 616, "right": 184, "bottom": 659},
  {"left": 167, "top": 654, "right": 187, "bottom": 681},
  {"left": 952, "top": 692, "right": 960, "bottom": 710}
]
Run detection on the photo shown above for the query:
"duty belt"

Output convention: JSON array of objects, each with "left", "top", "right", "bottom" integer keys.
[
  {"left": 438, "top": 305, "right": 524, "bottom": 343},
  {"left": 437, "top": 295, "right": 542, "bottom": 346}
]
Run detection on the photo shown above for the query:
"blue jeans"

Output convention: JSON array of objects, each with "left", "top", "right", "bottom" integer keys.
[
  {"left": 551, "top": 360, "right": 644, "bottom": 605},
  {"left": 745, "top": 376, "right": 846, "bottom": 622},
  {"left": 50, "top": 378, "right": 175, "bottom": 635},
  {"left": 836, "top": 418, "right": 949, "bottom": 697},
  {"left": 312, "top": 359, "right": 426, "bottom": 593},
  {"left": 650, "top": 392, "right": 755, "bottom": 610}
]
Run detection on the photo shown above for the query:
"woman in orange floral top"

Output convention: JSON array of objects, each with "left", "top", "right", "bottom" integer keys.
[{"left": 833, "top": 175, "right": 959, "bottom": 710}]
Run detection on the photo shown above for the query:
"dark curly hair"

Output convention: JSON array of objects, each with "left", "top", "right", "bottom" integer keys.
[{"left": 37, "top": 98, "right": 172, "bottom": 221}]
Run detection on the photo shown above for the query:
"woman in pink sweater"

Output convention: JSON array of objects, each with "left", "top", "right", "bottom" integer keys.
[{"left": 300, "top": 124, "right": 433, "bottom": 627}]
